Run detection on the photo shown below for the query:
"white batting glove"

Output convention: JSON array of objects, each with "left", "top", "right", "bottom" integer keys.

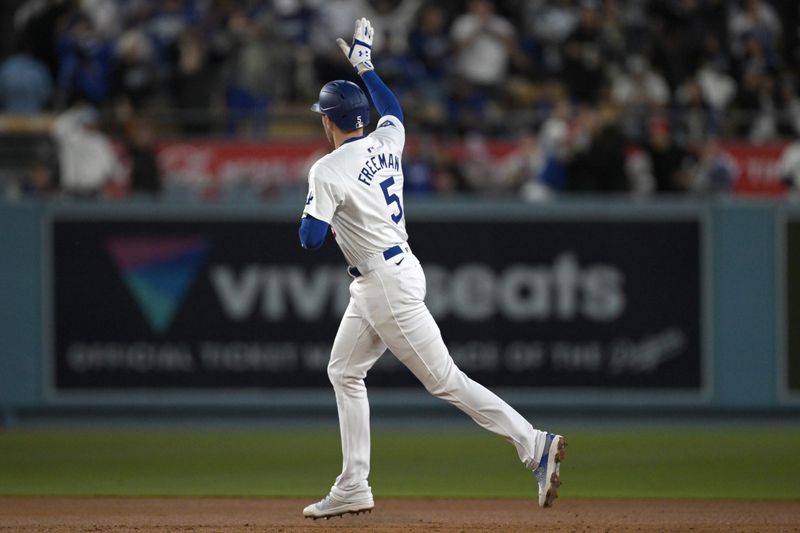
[{"left": 336, "top": 17, "right": 375, "bottom": 75}]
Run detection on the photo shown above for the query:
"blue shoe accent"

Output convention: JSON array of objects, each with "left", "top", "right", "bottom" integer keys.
[{"left": 534, "top": 432, "right": 566, "bottom": 508}]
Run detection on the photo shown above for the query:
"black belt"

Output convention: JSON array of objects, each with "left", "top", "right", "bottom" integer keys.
[{"left": 348, "top": 245, "right": 403, "bottom": 277}]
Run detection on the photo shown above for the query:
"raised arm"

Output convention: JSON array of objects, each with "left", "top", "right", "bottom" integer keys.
[
  {"left": 361, "top": 71, "right": 403, "bottom": 123},
  {"left": 300, "top": 18, "right": 400, "bottom": 252},
  {"left": 336, "top": 18, "right": 404, "bottom": 123}
]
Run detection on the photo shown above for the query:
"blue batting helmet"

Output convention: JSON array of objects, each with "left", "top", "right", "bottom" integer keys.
[{"left": 310, "top": 80, "right": 371, "bottom": 132}]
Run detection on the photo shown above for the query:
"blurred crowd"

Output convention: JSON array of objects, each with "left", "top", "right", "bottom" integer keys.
[{"left": 1, "top": 0, "right": 800, "bottom": 199}]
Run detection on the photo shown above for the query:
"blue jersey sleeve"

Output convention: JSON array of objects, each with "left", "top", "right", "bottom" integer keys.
[
  {"left": 299, "top": 215, "right": 329, "bottom": 250},
  {"left": 361, "top": 70, "right": 403, "bottom": 123}
]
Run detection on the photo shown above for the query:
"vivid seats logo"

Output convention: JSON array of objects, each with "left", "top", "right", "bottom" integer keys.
[{"left": 106, "top": 237, "right": 210, "bottom": 334}]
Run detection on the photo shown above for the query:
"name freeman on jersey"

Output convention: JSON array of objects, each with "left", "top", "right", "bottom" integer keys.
[{"left": 357, "top": 151, "right": 401, "bottom": 186}]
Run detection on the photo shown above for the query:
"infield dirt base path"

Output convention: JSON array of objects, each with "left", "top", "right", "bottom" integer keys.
[{"left": 1, "top": 497, "right": 799, "bottom": 532}]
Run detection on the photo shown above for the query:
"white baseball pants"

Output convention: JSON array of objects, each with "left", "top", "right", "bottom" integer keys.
[{"left": 327, "top": 248, "right": 548, "bottom": 499}]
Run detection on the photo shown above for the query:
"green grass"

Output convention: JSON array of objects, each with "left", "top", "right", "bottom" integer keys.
[{"left": 0, "top": 428, "right": 798, "bottom": 499}]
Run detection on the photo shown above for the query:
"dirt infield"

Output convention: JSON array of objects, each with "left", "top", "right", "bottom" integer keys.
[{"left": 1, "top": 497, "right": 799, "bottom": 532}]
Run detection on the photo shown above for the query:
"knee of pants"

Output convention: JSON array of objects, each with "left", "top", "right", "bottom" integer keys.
[
  {"left": 327, "top": 361, "right": 366, "bottom": 395},
  {"left": 422, "top": 363, "right": 465, "bottom": 399}
]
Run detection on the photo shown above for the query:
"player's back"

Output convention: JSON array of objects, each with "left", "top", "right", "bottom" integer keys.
[{"left": 309, "top": 115, "right": 408, "bottom": 266}]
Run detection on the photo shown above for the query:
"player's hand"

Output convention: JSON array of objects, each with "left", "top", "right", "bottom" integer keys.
[{"left": 337, "top": 17, "right": 375, "bottom": 75}]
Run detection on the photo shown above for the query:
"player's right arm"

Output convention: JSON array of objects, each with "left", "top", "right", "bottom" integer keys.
[
  {"left": 337, "top": 18, "right": 404, "bottom": 124},
  {"left": 299, "top": 215, "right": 328, "bottom": 250}
]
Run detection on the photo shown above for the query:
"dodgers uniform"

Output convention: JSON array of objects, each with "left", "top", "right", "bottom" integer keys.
[{"left": 301, "top": 18, "right": 565, "bottom": 520}]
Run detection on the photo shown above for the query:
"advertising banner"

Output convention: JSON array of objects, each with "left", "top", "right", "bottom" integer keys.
[
  {"left": 155, "top": 140, "right": 326, "bottom": 195},
  {"left": 50, "top": 216, "right": 704, "bottom": 393},
  {"left": 154, "top": 139, "right": 516, "bottom": 196},
  {"left": 725, "top": 143, "right": 787, "bottom": 196},
  {"left": 155, "top": 139, "right": 789, "bottom": 197}
]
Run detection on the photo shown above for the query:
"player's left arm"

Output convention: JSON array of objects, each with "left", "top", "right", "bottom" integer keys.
[
  {"left": 361, "top": 71, "right": 403, "bottom": 123},
  {"left": 337, "top": 18, "right": 404, "bottom": 124}
]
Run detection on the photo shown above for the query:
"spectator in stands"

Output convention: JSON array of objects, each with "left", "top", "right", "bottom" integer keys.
[
  {"left": 8, "top": 137, "right": 60, "bottom": 198},
  {"left": 777, "top": 76, "right": 800, "bottom": 137},
  {"left": 779, "top": 140, "right": 800, "bottom": 192},
  {"left": 698, "top": 0, "right": 730, "bottom": 54},
  {"left": 502, "top": 130, "right": 549, "bottom": 201},
  {"left": 365, "top": 0, "right": 422, "bottom": 88},
  {"left": 596, "top": 0, "right": 627, "bottom": 67},
  {"left": 648, "top": 1, "right": 704, "bottom": 92},
  {"left": 460, "top": 131, "right": 492, "bottom": 190},
  {"left": 568, "top": 102, "right": 627, "bottom": 193},
  {"left": 368, "top": 0, "right": 422, "bottom": 55},
  {"left": 643, "top": 118, "right": 691, "bottom": 193},
  {"left": 79, "top": 0, "right": 121, "bottom": 40},
  {"left": 124, "top": 117, "right": 161, "bottom": 196},
  {"left": 520, "top": 0, "right": 577, "bottom": 76},
  {"left": 700, "top": 34, "right": 732, "bottom": 75},
  {"left": 729, "top": 0, "right": 781, "bottom": 63},
  {"left": 675, "top": 78, "right": 714, "bottom": 146},
  {"left": 11, "top": 0, "right": 73, "bottom": 80},
  {"left": 562, "top": 0, "right": 605, "bottom": 104},
  {"left": 146, "top": 0, "right": 194, "bottom": 66},
  {"left": 0, "top": 41, "right": 53, "bottom": 113},
  {"left": 451, "top": 0, "right": 515, "bottom": 85},
  {"left": 696, "top": 60, "right": 737, "bottom": 113},
  {"left": 170, "top": 27, "right": 214, "bottom": 135},
  {"left": 736, "top": 43, "right": 779, "bottom": 142},
  {"left": 611, "top": 54, "right": 670, "bottom": 140},
  {"left": 449, "top": 0, "right": 515, "bottom": 128},
  {"left": 270, "top": 0, "right": 314, "bottom": 44},
  {"left": 55, "top": 14, "right": 113, "bottom": 107},
  {"left": 625, "top": 146, "right": 656, "bottom": 196},
  {"left": 408, "top": 4, "right": 451, "bottom": 128},
  {"left": 460, "top": 131, "right": 512, "bottom": 193},
  {"left": 221, "top": 9, "right": 287, "bottom": 138},
  {"left": 111, "top": 29, "right": 159, "bottom": 113},
  {"left": 688, "top": 138, "right": 738, "bottom": 194},
  {"left": 403, "top": 136, "right": 437, "bottom": 195},
  {"left": 20, "top": 160, "right": 58, "bottom": 197},
  {"left": 731, "top": 28, "right": 781, "bottom": 142},
  {"left": 430, "top": 139, "right": 469, "bottom": 195},
  {"left": 536, "top": 97, "right": 572, "bottom": 191},
  {"left": 675, "top": 60, "right": 735, "bottom": 144},
  {"left": 51, "top": 104, "right": 120, "bottom": 197},
  {"left": 309, "top": 0, "right": 366, "bottom": 85}
]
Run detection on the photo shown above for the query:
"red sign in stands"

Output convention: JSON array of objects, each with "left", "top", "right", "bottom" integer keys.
[
  {"left": 155, "top": 140, "right": 328, "bottom": 197},
  {"left": 724, "top": 143, "right": 787, "bottom": 196},
  {"left": 152, "top": 139, "right": 789, "bottom": 197}
]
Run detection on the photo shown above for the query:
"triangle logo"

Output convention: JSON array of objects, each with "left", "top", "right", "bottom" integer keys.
[{"left": 106, "top": 237, "right": 211, "bottom": 334}]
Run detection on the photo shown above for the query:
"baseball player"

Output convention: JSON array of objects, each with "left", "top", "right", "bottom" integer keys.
[{"left": 299, "top": 18, "right": 566, "bottom": 520}]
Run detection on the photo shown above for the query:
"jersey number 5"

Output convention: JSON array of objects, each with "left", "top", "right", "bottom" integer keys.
[{"left": 380, "top": 177, "right": 403, "bottom": 224}]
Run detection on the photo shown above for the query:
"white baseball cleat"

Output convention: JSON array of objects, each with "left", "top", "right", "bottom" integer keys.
[
  {"left": 303, "top": 493, "right": 374, "bottom": 520},
  {"left": 534, "top": 432, "right": 567, "bottom": 508}
]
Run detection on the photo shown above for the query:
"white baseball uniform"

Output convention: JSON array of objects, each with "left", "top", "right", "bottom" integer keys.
[{"left": 303, "top": 115, "right": 549, "bottom": 501}]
